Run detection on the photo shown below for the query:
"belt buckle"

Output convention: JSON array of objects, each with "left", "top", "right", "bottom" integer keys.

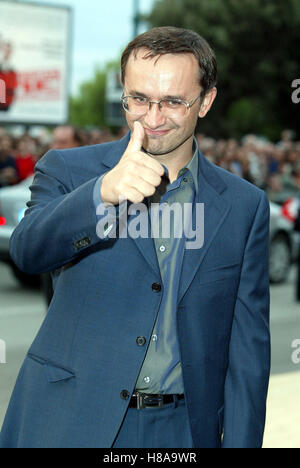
[
  {"left": 136, "top": 392, "right": 145, "bottom": 410},
  {"left": 136, "top": 392, "right": 164, "bottom": 409}
]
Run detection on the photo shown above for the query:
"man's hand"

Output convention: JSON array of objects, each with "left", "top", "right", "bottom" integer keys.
[{"left": 100, "top": 122, "right": 164, "bottom": 205}]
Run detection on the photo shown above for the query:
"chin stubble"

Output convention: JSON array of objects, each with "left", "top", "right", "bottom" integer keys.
[{"left": 143, "top": 132, "right": 194, "bottom": 157}]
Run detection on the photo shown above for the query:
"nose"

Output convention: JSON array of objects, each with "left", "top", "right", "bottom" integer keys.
[{"left": 143, "top": 102, "right": 167, "bottom": 129}]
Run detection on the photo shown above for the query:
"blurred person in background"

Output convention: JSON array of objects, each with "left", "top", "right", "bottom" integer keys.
[
  {"left": 280, "top": 148, "right": 300, "bottom": 198},
  {"left": 14, "top": 135, "right": 36, "bottom": 182},
  {"left": 51, "top": 125, "right": 87, "bottom": 150},
  {"left": 267, "top": 145, "right": 284, "bottom": 180},
  {"left": 0, "top": 133, "right": 18, "bottom": 187},
  {"left": 277, "top": 129, "right": 294, "bottom": 151},
  {"left": 88, "top": 128, "right": 114, "bottom": 145},
  {"left": 267, "top": 173, "right": 283, "bottom": 202},
  {"left": 88, "top": 128, "right": 105, "bottom": 145}
]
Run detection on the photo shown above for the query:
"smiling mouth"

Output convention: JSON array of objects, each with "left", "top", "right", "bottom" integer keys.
[{"left": 144, "top": 128, "right": 171, "bottom": 137}]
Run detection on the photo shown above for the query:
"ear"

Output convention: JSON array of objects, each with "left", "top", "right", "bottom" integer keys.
[{"left": 198, "top": 87, "right": 217, "bottom": 119}]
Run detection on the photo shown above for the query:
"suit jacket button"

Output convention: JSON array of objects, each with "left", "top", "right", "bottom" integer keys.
[
  {"left": 120, "top": 390, "right": 130, "bottom": 400},
  {"left": 136, "top": 336, "right": 146, "bottom": 346},
  {"left": 152, "top": 282, "right": 161, "bottom": 292}
]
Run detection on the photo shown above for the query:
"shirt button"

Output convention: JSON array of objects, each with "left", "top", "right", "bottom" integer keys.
[
  {"left": 159, "top": 245, "right": 166, "bottom": 252},
  {"left": 143, "top": 377, "right": 151, "bottom": 384},
  {"left": 152, "top": 282, "right": 161, "bottom": 292},
  {"left": 152, "top": 334, "right": 158, "bottom": 342},
  {"left": 120, "top": 390, "right": 130, "bottom": 400},
  {"left": 136, "top": 336, "right": 146, "bottom": 346}
]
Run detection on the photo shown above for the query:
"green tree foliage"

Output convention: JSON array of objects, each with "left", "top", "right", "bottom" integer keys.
[
  {"left": 69, "top": 60, "right": 121, "bottom": 129},
  {"left": 144, "top": 0, "right": 300, "bottom": 140},
  {"left": 69, "top": 67, "right": 107, "bottom": 128}
]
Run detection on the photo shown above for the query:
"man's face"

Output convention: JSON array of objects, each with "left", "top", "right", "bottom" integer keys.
[
  {"left": 123, "top": 49, "right": 216, "bottom": 157},
  {"left": 52, "top": 127, "right": 77, "bottom": 150}
]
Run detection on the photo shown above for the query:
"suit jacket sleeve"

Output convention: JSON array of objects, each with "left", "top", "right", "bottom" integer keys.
[
  {"left": 222, "top": 191, "right": 271, "bottom": 448},
  {"left": 9, "top": 149, "right": 110, "bottom": 275}
]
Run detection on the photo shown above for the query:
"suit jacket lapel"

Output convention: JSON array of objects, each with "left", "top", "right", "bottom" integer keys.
[{"left": 178, "top": 151, "right": 232, "bottom": 303}]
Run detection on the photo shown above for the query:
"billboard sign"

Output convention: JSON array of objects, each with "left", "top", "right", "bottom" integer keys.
[{"left": 0, "top": 1, "right": 71, "bottom": 125}]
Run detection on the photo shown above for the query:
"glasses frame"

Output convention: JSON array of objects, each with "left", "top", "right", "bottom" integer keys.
[{"left": 120, "top": 94, "right": 202, "bottom": 116}]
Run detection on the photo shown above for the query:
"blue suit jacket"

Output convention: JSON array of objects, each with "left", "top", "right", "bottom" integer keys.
[{"left": 0, "top": 133, "right": 270, "bottom": 448}]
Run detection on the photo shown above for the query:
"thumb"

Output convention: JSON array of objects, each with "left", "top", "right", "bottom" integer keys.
[{"left": 127, "top": 121, "right": 145, "bottom": 153}]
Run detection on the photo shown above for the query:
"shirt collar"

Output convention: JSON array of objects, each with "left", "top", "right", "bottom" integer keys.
[
  {"left": 177, "top": 137, "right": 199, "bottom": 195},
  {"left": 143, "top": 137, "right": 199, "bottom": 195}
]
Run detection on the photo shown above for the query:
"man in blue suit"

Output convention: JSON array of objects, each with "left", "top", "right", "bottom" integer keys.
[{"left": 0, "top": 27, "right": 270, "bottom": 448}]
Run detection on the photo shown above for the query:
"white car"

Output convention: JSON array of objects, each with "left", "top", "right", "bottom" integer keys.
[
  {"left": 0, "top": 178, "right": 299, "bottom": 286},
  {"left": 0, "top": 176, "right": 40, "bottom": 288},
  {"left": 269, "top": 200, "right": 299, "bottom": 283}
]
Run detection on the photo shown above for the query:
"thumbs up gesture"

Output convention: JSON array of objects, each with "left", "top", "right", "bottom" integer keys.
[{"left": 101, "top": 122, "right": 164, "bottom": 205}]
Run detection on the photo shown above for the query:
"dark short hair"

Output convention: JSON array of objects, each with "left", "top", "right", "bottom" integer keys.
[{"left": 121, "top": 26, "right": 217, "bottom": 96}]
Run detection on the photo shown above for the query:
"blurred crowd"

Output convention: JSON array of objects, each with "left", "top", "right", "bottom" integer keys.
[
  {"left": 0, "top": 125, "right": 299, "bottom": 202},
  {"left": 196, "top": 129, "right": 300, "bottom": 203},
  {"left": 0, "top": 125, "right": 127, "bottom": 189}
]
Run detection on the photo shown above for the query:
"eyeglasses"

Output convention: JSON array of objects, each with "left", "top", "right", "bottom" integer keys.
[{"left": 121, "top": 94, "right": 202, "bottom": 118}]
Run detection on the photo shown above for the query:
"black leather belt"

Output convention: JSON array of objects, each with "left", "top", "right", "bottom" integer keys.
[{"left": 129, "top": 392, "right": 184, "bottom": 409}]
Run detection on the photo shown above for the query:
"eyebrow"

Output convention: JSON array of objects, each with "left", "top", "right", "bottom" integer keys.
[{"left": 127, "top": 90, "right": 186, "bottom": 101}]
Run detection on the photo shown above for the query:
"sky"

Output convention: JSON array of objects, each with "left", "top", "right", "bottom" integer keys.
[{"left": 31, "top": 0, "right": 155, "bottom": 96}]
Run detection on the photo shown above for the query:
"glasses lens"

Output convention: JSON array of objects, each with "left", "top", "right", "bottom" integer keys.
[
  {"left": 122, "top": 96, "right": 189, "bottom": 117},
  {"left": 161, "top": 100, "right": 187, "bottom": 117},
  {"left": 123, "top": 97, "right": 148, "bottom": 115}
]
